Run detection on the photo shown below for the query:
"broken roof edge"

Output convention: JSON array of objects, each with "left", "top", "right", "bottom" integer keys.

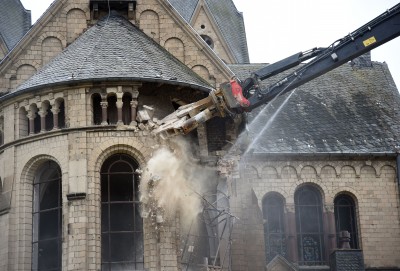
[{"left": 0, "top": 77, "right": 213, "bottom": 104}]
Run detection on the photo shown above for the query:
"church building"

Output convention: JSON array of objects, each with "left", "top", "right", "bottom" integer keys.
[{"left": 0, "top": 0, "right": 399, "bottom": 270}]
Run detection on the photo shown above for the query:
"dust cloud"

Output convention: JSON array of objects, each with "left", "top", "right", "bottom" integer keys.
[{"left": 140, "top": 139, "right": 212, "bottom": 230}]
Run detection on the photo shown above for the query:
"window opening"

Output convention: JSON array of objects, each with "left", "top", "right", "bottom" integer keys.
[
  {"left": 295, "top": 186, "right": 325, "bottom": 265},
  {"left": 32, "top": 161, "right": 62, "bottom": 271},
  {"left": 58, "top": 100, "right": 66, "bottom": 128},
  {"left": 34, "top": 110, "right": 41, "bottom": 134},
  {"left": 101, "top": 154, "right": 143, "bottom": 271},
  {"left": 200, "top": 35, "right": 214, "bottom": 49},
  {"left": 92, "top": 94, "right": 102, "bottom": 125},
  {"left": 45, "top": 104, "right": 54, "bottom": 131},
  {"left": 262, "top": 194, "right": 287, "bottom": 263},
  {"left": 334, "top": 194, "right": 359, "bottom": 249},
  {"left": 122, "top": 93, "right": 132, "bottom": 125},
  {"left": 107, "top": 95, "right": 118, "bottom": 124}
]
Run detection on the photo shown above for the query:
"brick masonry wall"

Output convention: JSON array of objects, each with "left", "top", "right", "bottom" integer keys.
[{"left": 235, "top": 157, "right": 400, "bottom": 269}]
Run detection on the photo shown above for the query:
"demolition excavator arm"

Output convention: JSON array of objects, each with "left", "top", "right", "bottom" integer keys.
[{"left": 154, "top": 3, "right": 400, "bottom": 139}]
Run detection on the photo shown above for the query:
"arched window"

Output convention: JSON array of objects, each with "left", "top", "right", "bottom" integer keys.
[
  {"left": 57, "top": 100, "right": 66, "bottom": 129},
  {"left": 262, "top": 193, "right": 286, "bottom": 263},
  {"left": 32, "top": 161, "right": 62, "bottom": 271},
  {"left": 200, "top": 35, "right": 214, "bottom": 49},
  {"left": 43, "top": 101, "right": 54, "bottom": 131},
  {"left": 334, "top": 194, "right": 359, "bottom": 249},
  {"left": 92, "top": 93, "right": 102, "bottom": 125},
  {"left": 122, "top": 93, "right": 132, "bottom": 125},
  {"left": 19, "top": 107, "right": 29, "bottom": 137},
  {"left": 107, "top": 95, "right": 118, "bottom": 124},
  {"left": 295, "top": 185, "right": 325, "bottom": 265},
  {"left": 101, "top": 154, "right": 143, "bottom": 270}
]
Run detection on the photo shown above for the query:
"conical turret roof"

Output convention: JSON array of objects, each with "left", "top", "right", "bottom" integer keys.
[{"left": 15, "top": 13, "right": 212, "bottom": 94}]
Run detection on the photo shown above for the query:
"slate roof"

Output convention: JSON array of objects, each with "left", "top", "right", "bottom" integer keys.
[
  {"left": 14, "top": 13, "right": 212, "bottom": 94},
  {"left": 0, "top": 0, "right": 31, "bottom": 51},
  {"left": 228, "top": 62, "right": 400, "bottom": 154},
  {"left": 168, "top": 0, "right": 249, "bottom": 64}
]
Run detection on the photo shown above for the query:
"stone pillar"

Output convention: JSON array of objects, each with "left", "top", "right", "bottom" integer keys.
[
  {"left": 116, "top": 86, "right": 124, "bottom": 125},
  {"left": 130, "top": 100, "right": 138, "bottom": 126},
  {"left": 38, "top": 109, "right": 48, "bottom": 132},
  {"left": 51, "top": 107, "right": 60, "bottom": 129},
  {"left": 325, "top": 205, "right": 337, "bottom": 255},
  {"left": 100, "top": 101, "right": 108, "bottom": 125},
  {"left": 27, "top": 110, "right": 36, "bottom": 135},
  {"left": 285, "top": 204, "right": 298, "bottom": 263},
  {"left": 116, "top": 100, "right": 123, "bottom": 125}
]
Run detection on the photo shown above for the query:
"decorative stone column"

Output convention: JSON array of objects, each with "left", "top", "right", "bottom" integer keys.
[
  {"left": 116, "top": 86, "right": 124, "bottom": 125},
  {"left": 130, "top": 100, "right": 138, "bottom": 126},
  {"left": 27, "top": 110, "right": 36, "bottom": 135},
  {"left": 38, "top": 108, "right": 48, "bottom": 132},
  {"left": 51, "top": 107, "right": 60, "bottom": 129},
  {"left": 100, "top": 101, "right": 108, "bottom": 125},
  {"left": 116, "top": 100, "right": 123, "bottom": 125},
  {"left": 285, "top": 204, "right": 298, "bottom": 263},
  {"left": 130, "top": 89, "right": 139, "bottom": 126}
]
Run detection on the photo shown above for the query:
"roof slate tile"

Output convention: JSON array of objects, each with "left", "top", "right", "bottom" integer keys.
[
  {"left": 229, "top": 62, "right": 400, "bottom": 154},
  {"left": 14, "top": 13, "right": 212, "bottom": 94}
]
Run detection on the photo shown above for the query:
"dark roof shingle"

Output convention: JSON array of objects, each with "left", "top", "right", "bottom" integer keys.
[
  {"left": 0, "top": 0, "right": 31, "bottom": 51},
  {"left": 229, "top": 62, "right": 400, "bottom": 154},
  {"left": 14, "top": 13, "right": 212, "bottom": 94}
]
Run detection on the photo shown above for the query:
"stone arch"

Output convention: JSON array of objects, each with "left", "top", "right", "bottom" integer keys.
[
  {"left": 18, "top": 106, "right": 29, "bottom": 137},
  {"left": 28, "top": 103, "right": 40, "bottom": 134},
  {"left": 293, "top": 182, "right": 327, "bottom": 203},
  {"left": 106, "top": 93, "right": 118, "bottom": 124},
  {"left": 261, "top": 191, "right": 286, "bottom": 205},
  {"left": 360, "top": 164, "right": 377, "bottom": 178},
  {"left": 91, "top": 93, "right": 102, "bottom": 125},
  {"left": 261, "top": 166, "right": 279, "bottom": 179},
  {"left": 93, "top": 144, "right": 148, "bottom": 174},
  {"left": 332, "top": 190, "right": 359, "bottom": 206},
  {"left": 280, "top": 165, "right": 298, "bottom": 179},
  {"left": 51, "top": 97, "right": 66, "bottom": 129},
  {"left": 10, "top": 64, "right": 36, "bottom": 89},
  {"left": 66, "top": 8, "right": 87, "bottom": 44},
  {"left": 87, "top": 141, "right": 152, "bottom": 267},
  {"left": 17, "top": 155, "right": 64, "bottom": 270},
  {"left": 62, "top": 3, "right": 90, "bottom": 20},
  {"left": 300, "top": 165, "right": 318, "bottom": 179},
  {"left": 164, "top": 37, "right": 185, "bottom": 63},
  {"left": 139, "top": 10, "right": 160, "bottom": 42},
  {"left": 320, "top": 165, "right": 338, "bottom": 178},
  {"left": 37, "top": 32, "right": 66, "bottom": 48},
  {"left": 379, "top": 164, "right": 396, "bottom": 179},
  {"left": 192, "top": 65, "right": 210, "bottom": 81},
  {"left": 340, "top": 165, "right": 357, "bottom": 178},
  {"left": 41, "top": 36, "right": 63, "bottom": 65},
  {"left": 332, "top": 190, "right": 361, "bottom": 249},
  {"left": 40, "top": 100, "right": 53, "bottom": 131}
]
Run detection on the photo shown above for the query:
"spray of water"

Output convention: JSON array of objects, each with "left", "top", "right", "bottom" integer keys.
[{"left": 243, "top": 89, "right": 296, "bottom": 155}]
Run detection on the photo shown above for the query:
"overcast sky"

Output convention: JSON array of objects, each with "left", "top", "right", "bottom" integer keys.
[{"left": 20, "top": 0, "right": 400, "bottom": 88}]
